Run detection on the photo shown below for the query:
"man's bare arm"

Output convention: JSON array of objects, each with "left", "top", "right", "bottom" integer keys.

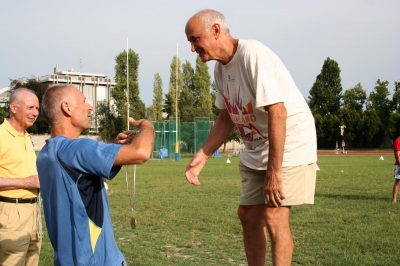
[
  {"left": 0, "top": 174, "right": 40, "bottom": 190},
  {"left": 264, "top": 102, "right": 287, "bottom": 207}
]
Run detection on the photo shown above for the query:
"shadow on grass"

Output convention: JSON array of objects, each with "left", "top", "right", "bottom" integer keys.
[{"left": 317, "top": 193, "right": 389, "bottom": 202}]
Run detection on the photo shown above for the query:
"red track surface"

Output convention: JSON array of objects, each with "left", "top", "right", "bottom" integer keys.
[{"left": 317, "top": 151, "right": 393, "bottom": 156}]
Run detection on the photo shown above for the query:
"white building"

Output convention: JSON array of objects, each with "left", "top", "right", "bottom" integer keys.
[
  {"left": 36, "top": 64, "right": 115, "bottom": 132},
  {"left": 0, "top": 86, "right": 11, "bottom": 107}
]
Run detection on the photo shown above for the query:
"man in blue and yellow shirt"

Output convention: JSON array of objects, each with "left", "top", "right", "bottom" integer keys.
[{"left": 37, "top": 84, "right": 155, "bottom": 266}]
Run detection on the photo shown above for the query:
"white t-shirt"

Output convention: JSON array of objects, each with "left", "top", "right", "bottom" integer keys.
[{"left": 214, "top": 40, "right": 317, "bottom": 169}]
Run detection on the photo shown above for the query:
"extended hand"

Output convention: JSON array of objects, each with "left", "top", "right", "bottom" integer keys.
[{"left": 185, "top": 152, "right": 207, "bottom": 186}]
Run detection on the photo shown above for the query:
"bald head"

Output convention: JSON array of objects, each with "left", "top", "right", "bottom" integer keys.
[
  {"left": 186, "top": 9, "right": 237, "bottom": 64},
  {"left": 187, "top": 9, "right": 229, "bottom": 34}
]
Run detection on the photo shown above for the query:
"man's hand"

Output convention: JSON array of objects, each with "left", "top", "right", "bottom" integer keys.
[
  {"left": 128, "top": 117, "right": 154, "bottom": 132},
  {"left": 25, "top": 174, "right": 40, "bottom": 189},
  {"left": 114, "top": 130, "right": 136, "bottom": 144},
  {"left": 185, "top": 152, "right": 208, "bottom": 186},
  {"left": 114, "top": 118, "right": 155, "bottom": 145},
  {"left": 264, "top": 169, "right": 285, "bottom": 208}
]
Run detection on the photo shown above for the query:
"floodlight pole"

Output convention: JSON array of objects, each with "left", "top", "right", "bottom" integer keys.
[
  {"left": 175, "top": 43, "right": 179, "bottom": 161},
  {"left": 126, "top": 38, "right": 135, "bottom": 213},
  {"left": 125, "top": 38, "right": 129, "bottom": 182},
  {"left": 127, "top": 38, "right": 129, "bottom": 131}
]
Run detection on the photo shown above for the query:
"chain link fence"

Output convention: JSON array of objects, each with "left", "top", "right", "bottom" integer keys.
[{"left": 152, "top": 117, "right": 212, "bottom": 159}]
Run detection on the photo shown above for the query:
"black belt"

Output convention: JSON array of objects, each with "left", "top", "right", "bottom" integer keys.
[{"left": 0, "top": 196, "right": 37, "bottom": 204}]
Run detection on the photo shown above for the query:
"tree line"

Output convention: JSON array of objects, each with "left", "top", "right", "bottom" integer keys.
[
  {"left": 308, "top": 57, "right": 400, "bottom": 149},
  {"left": 1, "top": 51, "right": 398, "bottom": 149}
]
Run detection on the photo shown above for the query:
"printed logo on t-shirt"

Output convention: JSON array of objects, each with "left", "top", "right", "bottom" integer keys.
[{"left": 223, "top": 85, "right": 267, "bottom": 142}]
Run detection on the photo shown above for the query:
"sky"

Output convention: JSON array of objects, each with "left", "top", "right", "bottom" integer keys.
[{"left": 0, "top": 0, "right": 399, "bottom": 107}]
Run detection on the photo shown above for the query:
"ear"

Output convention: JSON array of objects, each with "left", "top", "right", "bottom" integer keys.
[
  {"left": 61, "top": 101, "right": 72, "bottom": 116},
  {"left": 9, "top": 102, "right": 18, "bottom": 114},
  {"left": 212, "top": 23, "right": 221, "bottom": 40}
]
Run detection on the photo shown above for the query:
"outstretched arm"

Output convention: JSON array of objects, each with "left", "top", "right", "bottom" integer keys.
[
  {"left": 113, "top": 117, "right": 155, "bottom": 166},
  {"left": 185, "top": 109, "right": 235, "bottom": 185}
]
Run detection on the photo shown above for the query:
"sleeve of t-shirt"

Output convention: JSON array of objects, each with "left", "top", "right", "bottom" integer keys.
[
  {"left": 214, "top": 63, "right": 226, "bottom": 110},
  {"left": 244, "top": 44, "right": 284, "bottom": 111},
  {"left": 57, "top": 138, "right": 122, "bottom": 179},
  {"left": 394, "top": 138, "right": 400, "bottom": 150}
]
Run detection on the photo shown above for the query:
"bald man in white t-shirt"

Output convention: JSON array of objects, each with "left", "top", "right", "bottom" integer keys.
[{"left": 185, "top": 9, "right": 317, "bottom": 266}]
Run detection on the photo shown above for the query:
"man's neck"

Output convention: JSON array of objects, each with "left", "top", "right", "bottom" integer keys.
[
  {"left": 7, "top": 117, "right": 26, "bottom": 134},
  {"left": 51, "top": 125, "right": 81, "bottom": 139},
  {"left": 218, "top": 37, "right": 239, "bottom": 65}
]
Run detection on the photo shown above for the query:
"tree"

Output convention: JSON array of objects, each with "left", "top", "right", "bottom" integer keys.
[
  {"left": 340, "top": 107, "right": 363, "bottom": 148},
  {"left": 387, "top": 113, "right": 400, "bottom": 140},
  {"left": 164, "top": 56, "right": 183, "bottom": 119},
  {"left": 342, "top": 83, "right": 366, "bottom": 113},
  {"left": 163, "top": 93, "right": 174, "bottom": 118},
  {"left": 179, "top": 61, "right": 196, "bottom": 122},
  {"left": 388, "top": 81, "right": 400, "bottom": 139},
  {"left": 319, "top": 114, "right": 341, "bottom": 149},
  {"left": 192, "top": 56, "right": 213, "bottom": 119},
  {"left": 0, "top": 106, "right": 6, "bottom": 122},
  {"left": 308, "top": 57, "right": 343, "bottom": 116},
  {"left": 147, "top": 73, "right": 164, "bottom": 121},
  {"left": 113, "top": 49, "right": 145, "bottom": 129},
  {"left": 97, "top": 101, "right": 124, "bottom": 143},
  {"left": 392, "top": 81, "right": 400, "bottom": 113},
  {"left": 361, "top": 110, "right": 383, "bottom": 147},
  {"left": 366, "top": 79, "right": 392, "bottom": 131},
  {"left": 340, "top": 83, "right": 367, "bottom": 148}
]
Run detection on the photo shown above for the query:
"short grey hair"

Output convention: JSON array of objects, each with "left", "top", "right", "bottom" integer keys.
[
  {"left": 9, "top": 88, "right": 36, "bottom": 104},
  {"left": 41, "top": 84, "right": 74, "bottom": 125},
  {"left": 197, "top": 9, "right": 230, "bottom": 34}
]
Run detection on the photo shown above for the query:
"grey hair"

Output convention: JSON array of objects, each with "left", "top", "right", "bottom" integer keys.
[
  {"left": 197, "top": 9, "right": 230, "bottom": 34},
  {"left": 41, "top": 84, "right": 74, "bottom": 125},
  {"left": 9, "top": 88, "right": 36, "bottom": 104}
]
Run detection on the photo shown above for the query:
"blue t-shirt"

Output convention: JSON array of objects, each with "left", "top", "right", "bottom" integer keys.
[{"left": 37, "top": 136, "right": 124, "bottom": 266}]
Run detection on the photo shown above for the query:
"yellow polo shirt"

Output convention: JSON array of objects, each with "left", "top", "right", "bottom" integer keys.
[{"left": 0, "top": 118, "right": 38, "bottom": 198}]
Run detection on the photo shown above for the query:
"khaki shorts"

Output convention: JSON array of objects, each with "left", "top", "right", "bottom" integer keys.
[
  {"left": 239, "top": 162, "right": 317, "bottom": 206},
  {"left": 0, "top": 202, "right": 41, "bottom": 266}
]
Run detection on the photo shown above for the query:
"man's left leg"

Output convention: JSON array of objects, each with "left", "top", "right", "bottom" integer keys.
[
  {"left": 265, "top": 206, "right": 293, "bottom": 266},
  {"left": 238, "top": 204, "right": 267, "bottom": 266}
]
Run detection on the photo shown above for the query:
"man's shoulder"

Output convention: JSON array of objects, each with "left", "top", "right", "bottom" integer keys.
[{"left": 239, "top": 40, "right": 268, "bottom": 51}]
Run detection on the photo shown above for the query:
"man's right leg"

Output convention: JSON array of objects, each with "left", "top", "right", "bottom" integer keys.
[
  {"left": 392, "top": 179, "right": 400, "bottom": 203},
  {"left": 238, "top": 204, "right": 267, "bottom": 266},
  {"left": 0, "top": 203, "right": 32, "bottom": 266}
]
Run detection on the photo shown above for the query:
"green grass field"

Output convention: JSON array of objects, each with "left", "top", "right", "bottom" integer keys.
[{"left": 38, "top": 155, "right": 400, "bottom": 265}]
